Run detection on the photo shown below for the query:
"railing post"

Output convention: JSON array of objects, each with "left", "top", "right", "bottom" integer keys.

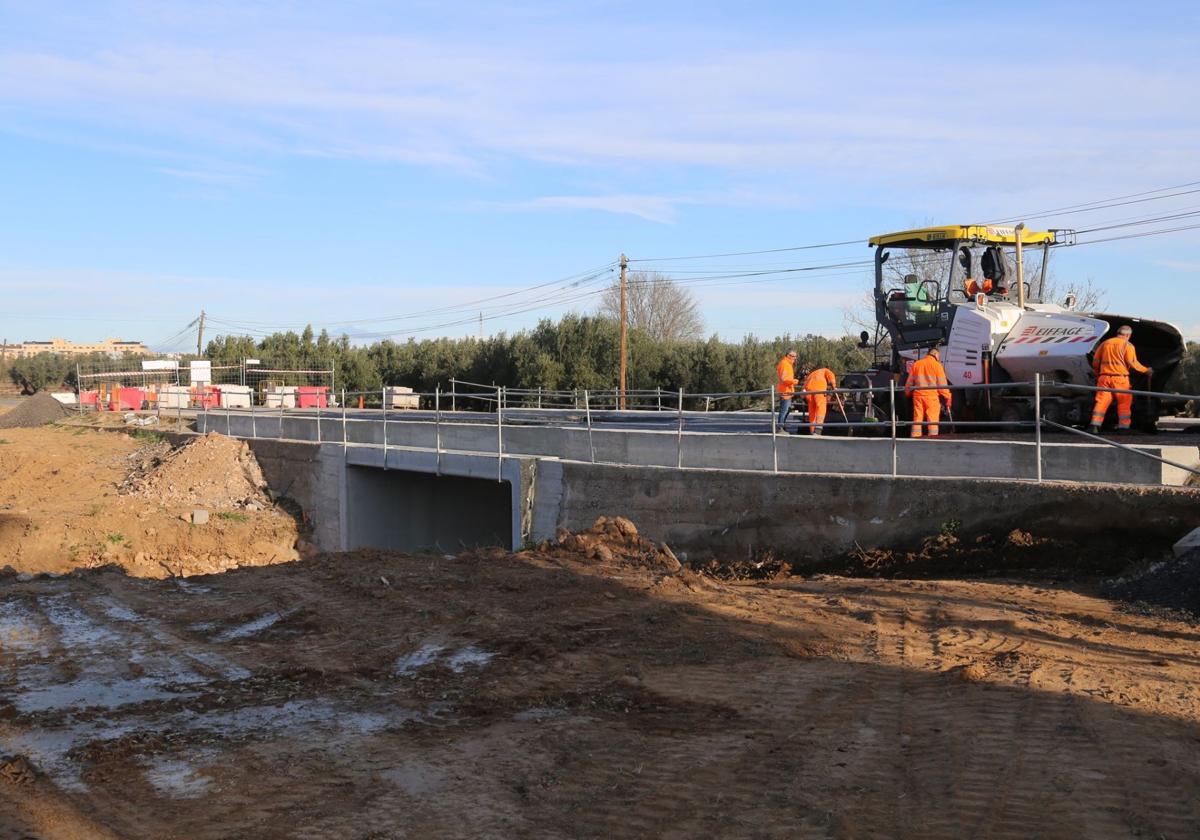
[
  {"left": 315, "top": 395, "right": 321, "bottom": 443},
  {"left": 435, "top": 385, "right": 442, "bottom": 475},
  {"left": 226, "top": 400, "right": 232, "bottom": 436},
  {"left": 705, "top": 396, "right": 711, "bottom": 413},
  {"left": 251, "top": 398, "right": 257, "bottom": 439},
  {"left": 496, "top": 385, "right": 503, "bottom": 482},
  {"left": 537, "top": 386, "right": 542, "bottom": 409},
  {"left": 771, "top": 385, "right": 778, "bottom": 474},
  {"left": 677, "top": 388, "right": 684, "bottom": 469},
  {"left": 382, "top": 387, "right": 388, "bottom": 469},
  {"left": 657, "top": 386, "right": 663, "bottom": 411},
  {"left": 451, "top": 379, "right": 457, "bottom": 413},
  {"left": 890, "top": 380, "right": 898, "bottom": 478},
  {"left": 585, "top": 389, "right": 595, "bottom": 463},
  {"left": 278, "top": 392, "right": 284, "bottom": 439},
  {"left": 1035, "top": 373, "right": 1043, "bottom": 483},
  {"left": 341, "top": 389, "right": 347, "bottom": 447}
]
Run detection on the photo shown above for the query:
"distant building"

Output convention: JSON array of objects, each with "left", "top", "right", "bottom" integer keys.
[{"left": 12, "top": 337, "right": 150, "bottom": 359}]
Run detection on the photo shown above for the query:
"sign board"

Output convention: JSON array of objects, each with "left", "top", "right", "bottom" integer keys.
[
  {"left": 245, "top": 358, "right": 261, "bottom": 365},
  {"left": 190, "top": 359, "right": 212, "bottom": 386},
  {"left": 141, "top": 360, "right": 179, "bottom": 371}
]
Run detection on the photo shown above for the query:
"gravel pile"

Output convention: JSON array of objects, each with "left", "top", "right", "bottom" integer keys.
[{"left": 0, "top": 393, "right": 73, "bottom": 429}]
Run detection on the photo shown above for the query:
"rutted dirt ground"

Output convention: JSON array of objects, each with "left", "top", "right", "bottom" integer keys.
[
  {"left": 1, "top": 422, "right": 1199, "bottom": 838},
  {"left": 2, "top": 541, "right": 1199, "bottom": 838}
]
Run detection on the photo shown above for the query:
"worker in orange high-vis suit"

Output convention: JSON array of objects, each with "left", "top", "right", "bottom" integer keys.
[
  {"left": 775, "top": 350, "right": 800, "bottom": 431},
  {"left": 803, "top": 367, "right": 838, "bottom": 435},
  {"left": 1089, "top": 325, "right": 1151, "bottom": 434},
  {"left": 905, "top": 347, "right": 952, "bottom": 438}
]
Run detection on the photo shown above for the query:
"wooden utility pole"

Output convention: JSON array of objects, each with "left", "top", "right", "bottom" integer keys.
[
  {"left": 196, "top": 310, "right": 206, "bottom": 356},
  {"left": 618, "top": 253, "right": 628, "bottom": 410}
]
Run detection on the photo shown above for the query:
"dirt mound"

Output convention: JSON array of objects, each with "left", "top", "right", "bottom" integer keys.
[
  {"left": 697, "top": 551, "right": 792, "bottom": 581},
  {"left": 538, "top": 516, "right": 682, "bottom": 574},
  {"left": 1104, "top": 548, "right": 1200, "bottom": 618},
  {"left": 0, "top": 393, "right": 72, "bottom": 429},
  {"left": 817, "top": 527, "right": 1124, "bottom": 580},
  {"left": 127, "top": 432, "right": 270, "bottom": 510}
]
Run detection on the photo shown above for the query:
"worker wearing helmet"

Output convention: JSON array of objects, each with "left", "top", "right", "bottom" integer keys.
[
  {"left": 803, "top": 367, "right": 838, "bottom": 436},
  {"left": 905, "top": 347, "right": 952, "bottom": 438},
  {"left": 775, "top": 350, "right": 800, "bottom": 431},
  {"left": 1089, "top": 325, "right": 1151, "bottom": 434}
]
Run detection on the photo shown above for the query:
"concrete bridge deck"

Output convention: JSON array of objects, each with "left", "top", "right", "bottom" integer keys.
[{"left": 197, "top": 406, "right": 1200, "bottom": 487}]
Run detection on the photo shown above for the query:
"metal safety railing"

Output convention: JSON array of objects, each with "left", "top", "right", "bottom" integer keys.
[{"left": 180, "top": 376, "right": 1200, "bottom": 486}]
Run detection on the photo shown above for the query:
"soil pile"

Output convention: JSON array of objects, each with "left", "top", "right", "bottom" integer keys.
[
  {"left": 538, "top": 516, "right": 683, "bottom": 574},
  {"left": 118, "top": 438, "right": 173, "bottom": 493},
  {"left": 0, "top": 393, "right": 72, "bottom": 429},
  {"left": 818, "top": 528, "right": 1135, "bottom": 580},
  {"left": 0, "top": 426, "right": 298, "bottom": 578},
  {"left": 1104, "top": 548, "right": 1200, "bottom": 617},
  {"left": 698, "top": 551, "right": 792, "bottom": 581},
  {"left": 128, "top": 432, "right": 270, "bottom": 510}
]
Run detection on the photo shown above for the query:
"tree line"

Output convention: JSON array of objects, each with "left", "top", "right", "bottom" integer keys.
[
  {"left": 10, "top": 318, "right": 1200, "bottom": 412},
  {"left": 203, "top": 317, "right": 873, "bottom": 400}
]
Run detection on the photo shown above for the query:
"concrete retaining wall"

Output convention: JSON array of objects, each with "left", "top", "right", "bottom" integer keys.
[
  {"left": 230, "top": 435, "right": 1199, "bottom": 568},
  {"left": 199, "top": 412, "right": 1200, "bottom": 487},
  {"left": 541, "top": 463, "right": 1200, "bottom": 565},
  {"left": 243, "top": 439, "right": 346, "bottom": 552}
]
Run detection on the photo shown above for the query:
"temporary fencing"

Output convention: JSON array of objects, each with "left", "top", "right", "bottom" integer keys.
[
  {"left": 75, "top": 358, "right": 335, "bottom": 413},
  {"left": 190, "top": 377, "right": 1200, "bottom": 485}
]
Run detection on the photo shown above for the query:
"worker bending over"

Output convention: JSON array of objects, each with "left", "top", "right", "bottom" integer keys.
[
  {"left": 775, "top": 350, "right": 799, "bottom": 431},
  {"left": 906, "top": 347, "right": 952, "bottom": 438},
  {"left": 1090, "top": 325, "right": 1151, "bottom": 434},
  {"left": 804, "top": 367, "right": 838, "bottom": 435}
]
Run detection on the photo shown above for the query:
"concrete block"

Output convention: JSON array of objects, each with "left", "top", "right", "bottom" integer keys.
[
  {"left": 159, "top": 386, "right": 190, "bottom": 409},
  {"left": 384, "top": 386, "right": 421, "bottom": 410},
  {"left": 219, "top": 385, "right": 253, "bottom": 408},
  {"left": 191, "top": 509, "right": 210, "bottom": 525},
  {"left": 1173, "top": 526, "right": 1200, "bottom": 557}
]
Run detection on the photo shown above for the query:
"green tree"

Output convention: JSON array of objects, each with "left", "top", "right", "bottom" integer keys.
[{"left": 9, "top": 353, "right": 72, "bottom": 394}]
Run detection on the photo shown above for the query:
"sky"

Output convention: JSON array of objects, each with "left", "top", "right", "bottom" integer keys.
[{"left": 1, "top": 0, "right": 1198, "bottom": 350}]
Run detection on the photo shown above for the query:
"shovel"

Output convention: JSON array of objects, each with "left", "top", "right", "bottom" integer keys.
[{"left": 834, "top": 391, "right": 853, "bottom": 437}]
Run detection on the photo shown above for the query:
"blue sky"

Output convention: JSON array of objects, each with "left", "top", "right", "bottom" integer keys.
[{"left": 1, "top": 0, "right": 1198, "bottom": 350}]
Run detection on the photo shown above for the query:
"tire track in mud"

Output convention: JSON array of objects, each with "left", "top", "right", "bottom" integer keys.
[{"left": 4, "top": 558, "right": 1200, "bottom": 838}]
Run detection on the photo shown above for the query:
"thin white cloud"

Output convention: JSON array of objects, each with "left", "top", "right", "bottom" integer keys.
[
  {"left": 505, "top": 195, "right": 679, "bottom": 223},
  {"left": 0, "top": 12, "right": 1195, "bottom": 198},
  {"left": 1154, "top": 259, "right": 1200, "bottom": 272}
]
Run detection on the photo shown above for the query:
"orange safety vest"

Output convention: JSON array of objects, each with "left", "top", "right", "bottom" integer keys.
[
  {"left": 804, "top": 368, "right": 837, "bottom": 393},
  {"left": 906, "top": 354, "right": 951, "bottom": 403},
  {"left": 1092, "top": 337, "right": 1148, "bottom": 378},
  {"left": 776, "top": 356, "right": 799, "bottom": 398}
]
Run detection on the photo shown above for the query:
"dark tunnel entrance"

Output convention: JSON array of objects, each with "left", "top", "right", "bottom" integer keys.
[{"left": 345, "top": 466, "right": 514, "bottom": 553}]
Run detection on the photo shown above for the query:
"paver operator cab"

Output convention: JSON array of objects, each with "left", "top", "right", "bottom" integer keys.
[{"left": 867, "top": 225, "right": 1185, "bottom": 431}]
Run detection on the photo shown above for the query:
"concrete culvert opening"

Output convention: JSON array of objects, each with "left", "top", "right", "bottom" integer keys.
[{"left": 345, "top": 466, "right": 514, "bottom": 553}]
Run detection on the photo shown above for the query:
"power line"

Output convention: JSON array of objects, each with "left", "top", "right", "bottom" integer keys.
[
  {"left": 206, "top": 262, "right": 617, "bottom": 330},
  {"left": 1073, "top": 208, "right": 1200, "bottom": 235},
  {"left": 1075, "top": 221, "right": 1200, "bottom": 246},
  {"left": 987, "top": 180, "right": 1200, "bottom": 225},
  {"left": 627, "top": 239, "right": 861, "bottom": 263}
]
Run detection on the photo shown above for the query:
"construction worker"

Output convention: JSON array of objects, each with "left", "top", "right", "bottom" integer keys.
[
  {"left": 804, "top": 366, "right": 838, "bottom": 435},
  {"left": 1089, "top": 325, "right": 1152, "bottom": 434},
  {"left": 775, "top": 350, "right": 799, "bottom": 431},
  {"left": 905, "top": 347, "right": 952, "bottom": 438}
]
